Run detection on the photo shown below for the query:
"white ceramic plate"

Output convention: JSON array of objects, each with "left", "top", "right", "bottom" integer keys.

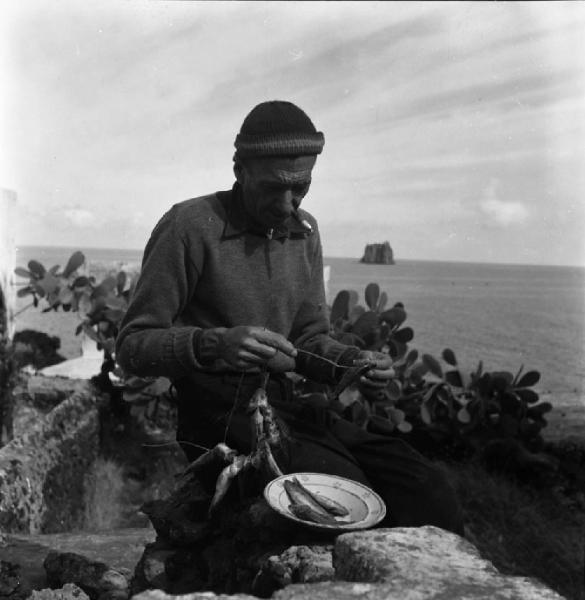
[{"left": 264, "top": 472, "right": 386, "bottom": 531}]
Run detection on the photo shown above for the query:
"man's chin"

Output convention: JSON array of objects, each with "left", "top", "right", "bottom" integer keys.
[
  {"left": 264, "top": 216, "right": 290, "bottom": 229},
  {"left": 250, "top": 212, "right": 292, "bottom": 231}
]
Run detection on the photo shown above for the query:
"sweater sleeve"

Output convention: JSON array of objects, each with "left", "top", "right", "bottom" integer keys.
[
  {"left": 291, "top": 225, "right": 359, "bottom": 384},
  {"left": 115, "top": 206, "right": 204, "bottom": 378}
]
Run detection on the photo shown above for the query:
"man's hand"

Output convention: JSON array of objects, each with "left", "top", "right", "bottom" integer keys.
[
  {"left": 199, "top": 326, "right": 297, "bottom": 371},
  {"left": 354, "top": 350, "right": 394, "bottom": 389}
]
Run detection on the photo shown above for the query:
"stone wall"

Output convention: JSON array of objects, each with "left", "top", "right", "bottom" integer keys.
[
  {"left": 130, "top": 525, "right": 564, "bottom": 600},
  {"left": 0, "top": 377, "right": 100, "bottom": 534}
]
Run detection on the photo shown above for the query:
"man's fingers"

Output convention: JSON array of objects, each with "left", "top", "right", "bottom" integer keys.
[
  {"left": 252, "top": 328, "right": 297, "bottom": 357},
  {"left": 229, "top": 350, "right": 265, "bottom": 370},
  {"left": 354, "top": 352, "right": 393, "bottom": 372},
  {"left": 242, "top": 338, "right": 279, "bottom": 359},
  {"left": 361, "top": 365, "right": 394, "bottom": 384},
  {"left": 366, "top": 366, "right": 395, "bottom": 380},
  {"left": 354, "top": 351, "right": 395, "bottom": 389},
  {"left": 353, "top": 357, "right": 377, "bottom": 369},
  {"left": 360, "top": 374, "right": 392, "bottom": 389},
  {"left": 360, "top": 379, "right": 388, "bottom": 390}
]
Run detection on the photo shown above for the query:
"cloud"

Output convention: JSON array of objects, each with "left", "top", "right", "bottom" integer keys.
[
  {"left": 20, "top": 199, "right": 106, "bottom": 229},
  {"left": 4, "top": 2, "right": 585, "bottom": 265},
  {"left": 63, "top": 207, "right": 102, "bottom": 228},
  {"left": 481, "top": 198, "right": 529, "bottom": 226},
  {"left": 479, "top": 179, "right": 529, "bottom": 226}
]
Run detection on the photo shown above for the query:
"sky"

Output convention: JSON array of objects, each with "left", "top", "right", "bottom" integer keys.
[{"left": 1, "top": 1, "right": 584, "bottom": 266}]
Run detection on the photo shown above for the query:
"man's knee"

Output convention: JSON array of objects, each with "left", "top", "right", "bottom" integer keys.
[{"left": 382, "top": 461, "right": 464, "bottom": 535}]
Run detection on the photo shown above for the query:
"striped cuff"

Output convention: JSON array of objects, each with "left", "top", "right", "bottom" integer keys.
[
  {"left": 234, "top": 132, "right": 325, "bottom": 157},
  {"left": 163, "top": 326, "right": 200, "bottom": 375}
]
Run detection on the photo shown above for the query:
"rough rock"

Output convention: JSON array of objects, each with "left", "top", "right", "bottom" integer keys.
[
  {"left": 252, "top": 545, "right": 334, "bottom": 597},
  {"left": 131, "top": 530, "right": 251, "bottom": 596},
  {"left": 0, "top": 559, "right": 31, "bottom": 600},
  {"left": 44, "top": 551, "right": 130, "bottom": 600},
  {"left": 140, "top": 498, "right": 212, "bottom": 548},
  {"left": 10, "top": 376, "right": 94, "bottom": 439},
  {"left": 130, "top": 525, "right": 564, "bottom": 599},
  {"left": 333, "top": 526, "right": 564, "bottom": 599},
  {"left": 131, "top": 542, "right": 176, "bottom": 595},
  {"left": 132, "top": 590, "right": 256, "bottom": 600},
  {"left": 0, "top": 386, "right": 99, "bottom": 533},
  {"left": 20, "top": 376, "right": 92, "bottom": 412},
  {"left": 29, "top": 583, "right": 89, "bottom": 600},
  {"left": 360, "top": 242, "right": 394, "bottom": 265},
  {"left": 274, "top": 578, "right": 565, "bottom": 600}
]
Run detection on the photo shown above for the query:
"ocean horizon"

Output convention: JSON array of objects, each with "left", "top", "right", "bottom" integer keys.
[{"left": 15, "top": 244, "right": 585, "bottom": 270}]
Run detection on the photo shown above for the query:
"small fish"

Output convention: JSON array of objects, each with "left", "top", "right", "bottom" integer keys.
[
  {"left": 291, "top": 476, "right": 350, "bottom": 517},
  {"left": 283, "top": 479, "right": 332, "bottom": 519},
  {"left": 289, "top": 503, "right": 338, "bottom": 526}
]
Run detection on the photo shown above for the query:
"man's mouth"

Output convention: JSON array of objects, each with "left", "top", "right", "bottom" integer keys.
[{"left": 267, "top": 211, "right": 291, "bottom": 225}]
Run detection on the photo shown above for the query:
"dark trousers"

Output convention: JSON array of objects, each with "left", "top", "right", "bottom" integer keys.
[{"left": 175, "top": 373, "right": 464, "bottom": 536}]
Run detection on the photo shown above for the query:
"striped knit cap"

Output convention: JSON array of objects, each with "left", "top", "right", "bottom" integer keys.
[{"left": 234, "top": 101, "right": 325, "bottom": 158}]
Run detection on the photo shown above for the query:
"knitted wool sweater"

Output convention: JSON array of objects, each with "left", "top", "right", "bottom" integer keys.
[{"left": 115, "top": 184, "right": 356, "bottom": 384}]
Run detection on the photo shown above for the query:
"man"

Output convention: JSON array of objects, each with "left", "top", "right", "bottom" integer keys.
[{"left": 116, "top": 100, "right": 463, "bottom": 534}]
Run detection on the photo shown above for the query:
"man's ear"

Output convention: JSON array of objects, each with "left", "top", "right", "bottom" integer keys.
[{"left": 233, "top": 160, "right": 245, "bottom": 184}]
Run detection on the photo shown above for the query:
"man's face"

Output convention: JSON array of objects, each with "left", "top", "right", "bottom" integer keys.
[{"left": 236, "top": 155, "right": 316, "bottom": 229}]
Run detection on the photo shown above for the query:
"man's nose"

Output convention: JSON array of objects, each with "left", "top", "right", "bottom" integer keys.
[{"left": 273, "top": 189, "right": 295, "bottom": 216}]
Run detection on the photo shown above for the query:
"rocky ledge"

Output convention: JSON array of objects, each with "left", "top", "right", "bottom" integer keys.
[{"left": 129, "top": 523, "right": 563, "bottom": 600}]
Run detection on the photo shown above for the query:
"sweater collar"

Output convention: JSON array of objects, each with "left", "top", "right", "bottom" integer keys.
[{"left": 219, "top": 183, "right": 313, "bottom": 240}]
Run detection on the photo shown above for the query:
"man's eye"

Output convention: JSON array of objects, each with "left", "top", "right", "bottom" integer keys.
[
  {"left": 292, "top": 183, "right": 309, "bottom": 195},
  {"left": 264, "top": 184, "right": 283, "bottom": 192},
  {"left": 262, "top": 182, "right": 310, "bottom": 195}
]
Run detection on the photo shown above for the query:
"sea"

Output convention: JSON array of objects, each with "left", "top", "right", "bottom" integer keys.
[{"left": 12, "top": 246, "right": 585, "bottom": 427}]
